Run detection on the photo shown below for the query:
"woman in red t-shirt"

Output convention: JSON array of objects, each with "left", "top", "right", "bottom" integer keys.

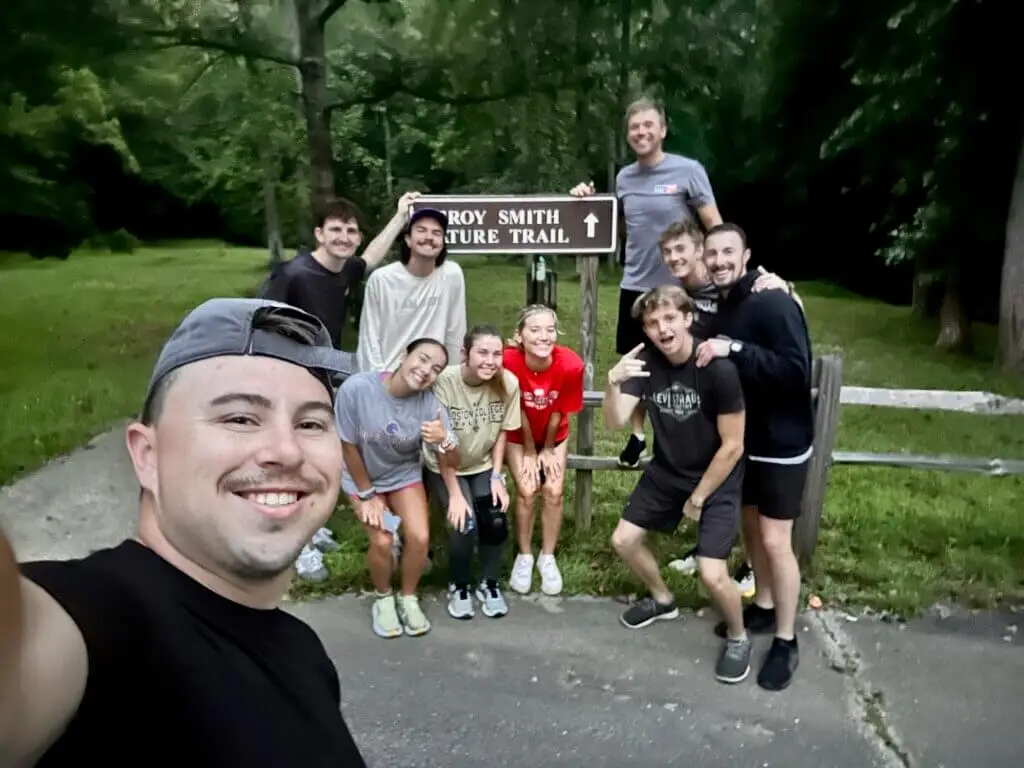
[{"left": 502, "top": 305, "right": 585, "bottom": 597}]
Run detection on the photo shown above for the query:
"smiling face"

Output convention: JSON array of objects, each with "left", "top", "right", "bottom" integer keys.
[
  {"left": 126, "top": 356, "right": 341, "bottom": 584},
  {"left": 626, "top": 107, "right": 667, "bottom": 160},
  {"left": 463, "top": 333, "right": 503, "bottom": 382},
  {"left": 398, "top": 341, "right": 448, "bottom": 391},
  {"left": 704, "top": 229, "right": 750, "bottom": 291},
  {"left": 642, "top": 303, "right": 693, "bottom": 359},
  {"left": 314, "top": 215, "right": 363, "bottom": 262},
  {"left": 660, "top": 233, "right": 703, "bottom": 282},
  {"left": 405, "top": 216, "right": 445, "bottom": 261},
  {"left": 516, "top": 309, "right": 558, "bottom": 361}
]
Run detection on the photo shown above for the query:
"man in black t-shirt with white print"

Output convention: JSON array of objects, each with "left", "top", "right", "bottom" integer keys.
[
  {"left": 602, "top": 285, "right": 752, "bottom": 685},
  {"left": 655, "top": 219, "right": 802, "bottom": 596}
]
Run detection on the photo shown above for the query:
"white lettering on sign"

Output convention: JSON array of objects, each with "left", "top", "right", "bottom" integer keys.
[
  {"left": 510, "top": 228, "right": 571, "bottom": 245},
  {"left": 497, "top": 209, "right": 561, "bottom": 226},
  {"left": 411, "top": 200, "right": 617, "bottom": 252},
  {"left": 445, "top": 229, "right": 501, "bottom": 245},
  {"left": 442, "top": 209, "right": 487, "bottom": 227}
]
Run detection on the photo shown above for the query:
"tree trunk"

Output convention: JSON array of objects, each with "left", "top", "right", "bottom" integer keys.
[
  {"left": 911, "top": 267, "right": 941, "bottom": 318},
  {"left": 262, "top": 147, "right": 285, "bottom": 268},
  {"left": 934, "top": 270, "right": 972, "bottom": 352},
  {"left": 608, "top": 0, "right": 631, "bottom": 269},
  {"left": 996, "top": 129, "right": 1024, "bottom": 373},
  {"left": 294, "top": 0, "right": 335, "bottom": 217}
]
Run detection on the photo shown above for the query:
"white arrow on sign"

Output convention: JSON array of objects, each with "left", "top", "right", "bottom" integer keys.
[{"left": 584, "top": 212, "right": 599, "bottom": 238}]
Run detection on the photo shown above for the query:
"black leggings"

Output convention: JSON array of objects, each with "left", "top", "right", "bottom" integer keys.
[{"left": 425, "top": 469, "right": 503, "bottom": 588}]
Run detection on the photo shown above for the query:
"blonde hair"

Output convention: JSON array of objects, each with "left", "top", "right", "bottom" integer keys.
[
  {"left": 507, "top": 304, "right": 560, "bottom": 348},
  {"left": 630, "top": 285, "right": 695, "bottom": 322},
  {"left": 624, "top": 97, "right": 666, "bottom": 128}
]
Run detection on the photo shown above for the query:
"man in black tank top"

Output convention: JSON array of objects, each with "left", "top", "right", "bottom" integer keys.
[{"left": 1, "top": 299, "right": 368, "bottom": 767}]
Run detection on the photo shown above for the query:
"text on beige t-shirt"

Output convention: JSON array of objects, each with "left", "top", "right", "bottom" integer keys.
[{"left": 423, "top": 366, "right": 522, "bottom": 475}]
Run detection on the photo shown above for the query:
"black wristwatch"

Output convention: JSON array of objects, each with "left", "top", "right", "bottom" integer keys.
[{"left": 728, "top": 341, "right": 743, "bottom": 354}]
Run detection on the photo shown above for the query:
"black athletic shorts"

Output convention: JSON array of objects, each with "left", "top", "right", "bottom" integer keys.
[
  {"left": 616, "top": 288, "right": 647, "bottom": 354},
  {"left": 620, "top": 464, "right": 741, "bottom": 560},
  {"left": 741, "top": 458, "right": 810, "bottom": 521}
]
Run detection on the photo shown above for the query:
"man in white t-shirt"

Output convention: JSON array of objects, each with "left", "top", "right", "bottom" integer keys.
[{"left": 356, "top": 208, "right": 467, "bottom": 373}]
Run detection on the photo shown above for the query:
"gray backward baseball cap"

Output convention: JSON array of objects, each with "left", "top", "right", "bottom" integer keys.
[{"left": 144, "top": 297, "right": 356, "bottom": 406}]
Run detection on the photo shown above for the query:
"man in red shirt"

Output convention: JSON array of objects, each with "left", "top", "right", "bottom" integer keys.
[{"left": 502, "top": 305, "right": 585, "bottom": 596}]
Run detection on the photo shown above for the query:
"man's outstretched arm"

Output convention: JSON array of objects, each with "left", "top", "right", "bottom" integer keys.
[{"left": 1, "top": 527, "right": 89, "bottom": 765}]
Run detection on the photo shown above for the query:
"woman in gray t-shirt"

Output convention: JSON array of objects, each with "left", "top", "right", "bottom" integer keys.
[{"left": 335, "top": 338, "right": 457, "bottom": 639}]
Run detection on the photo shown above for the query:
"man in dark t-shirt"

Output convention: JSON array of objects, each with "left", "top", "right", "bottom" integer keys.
[
  {"left": 602, "top": 285, "right": 751, "bottom": 685},
  {"left": 260, "top": 192, "right": 421, "bottom": 350},
  {"left": 262, "top": 193, "right": 420, "bottom": 581},
  {"left": 1, "top": 298, "right": 368, "bottom": 767},
  {"left": 654, "top": 219, "right": 802, "bottom": 596}
]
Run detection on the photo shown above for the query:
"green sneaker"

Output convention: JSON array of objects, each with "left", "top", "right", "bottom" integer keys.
[
  {"left": 372, "top": 593, "right": 403, "bottom": 638},
  {"left": 396, "top": 593, "right": 431, "bottom": 637}
]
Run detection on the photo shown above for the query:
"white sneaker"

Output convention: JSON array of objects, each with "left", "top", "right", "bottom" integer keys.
[
  {"left": 536, "top": 553, "right": 563, "bottom": 596},
  {"left": 295, "top": 545, "right": 328, "bottom": 582},
  {"left": 509, "top": 553, "right": 534, "bottom": 594},
  {"left": 668, "top": 555, "right": 698, "bottom": 575}
]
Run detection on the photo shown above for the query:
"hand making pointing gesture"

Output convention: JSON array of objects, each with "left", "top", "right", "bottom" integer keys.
[{"left": 607, "top": 343, "right": 650, "bottom": 386}]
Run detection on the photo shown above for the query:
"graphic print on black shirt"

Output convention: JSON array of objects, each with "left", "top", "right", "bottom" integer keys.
[
  {"left": 260, "top": 250, "right": 367, "bottom": 349},
  {"left": 621, "top": 349, "right": 744, "bottom": 485},
  {"left": 687, "top": 280, "right": 720, "bottom": 339},
  {"left": 20, "top": 541, "right": 368, "bottom": 768}
]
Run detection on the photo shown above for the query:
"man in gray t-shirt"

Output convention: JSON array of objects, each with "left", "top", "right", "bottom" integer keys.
[{"left": 571, "top": 96, "right": 722, "bottom": 468}]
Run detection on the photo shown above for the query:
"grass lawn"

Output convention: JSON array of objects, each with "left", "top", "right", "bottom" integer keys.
[{"left": 2, "top": 245, "right": 1023, "bottom": 615}]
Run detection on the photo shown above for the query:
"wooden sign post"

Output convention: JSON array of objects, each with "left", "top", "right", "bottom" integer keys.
[{"left": 411, "top": 195, "right": 619, "bottom": 529}]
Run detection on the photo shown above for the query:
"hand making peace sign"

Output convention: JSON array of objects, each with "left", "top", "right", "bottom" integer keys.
[{"left": 607, "top": 343, "right": 650, "bottom": 387}]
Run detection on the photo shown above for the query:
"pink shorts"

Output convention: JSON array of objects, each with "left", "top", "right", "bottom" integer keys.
[{"left": 349, "top": 480, "right": 424, "bottom": 502}]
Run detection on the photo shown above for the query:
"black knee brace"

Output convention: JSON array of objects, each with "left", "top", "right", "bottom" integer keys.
[{"left": 473, "top": 496, "right": 509, "bottom": 546}]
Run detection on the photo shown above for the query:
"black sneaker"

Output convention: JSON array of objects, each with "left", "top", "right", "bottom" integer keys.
[
  {"left": 757, "top": 636, "right": 799, "bottom": 691},
  {"left": 618, "top": 435, "right": 645, "bottom": 467},
  {"left": 715, "top": 634, "right": 752, "bottom": 684},
  {"left": 732, "top": 561, "right": 752, "bottom": 583},
  {"left": 714, "top": 603, "right": 776, "bottom": 638},
  {"left": 620, "top": 596, "right": 679, "bottom": 629}
]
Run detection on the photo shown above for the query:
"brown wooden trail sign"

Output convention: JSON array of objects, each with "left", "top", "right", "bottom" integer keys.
[
  {"left": 408, "top": 193, "right": 616, "bottom": 528},
  {"left": 410, "top": 194, "right": 618, "bottom": 254}
]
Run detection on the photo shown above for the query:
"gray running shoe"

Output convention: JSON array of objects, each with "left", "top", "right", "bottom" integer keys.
[
  {"left": 311, "top": 527, "right": 340, "bottom": 553},
  {"left": 295, "top": 545, "right": 328, "bottom": 582},
  {"left": 715, "top": 634, "right": 752, "bottom": 684},
  {"left": 447, "top": 583, "right": 475, "bottom": 620},
  {"left": 475, "top": 580, "right": 509, "bottom": 618},
  {"left": 620, "top": 596, "right": 679, "bottom": 629}
]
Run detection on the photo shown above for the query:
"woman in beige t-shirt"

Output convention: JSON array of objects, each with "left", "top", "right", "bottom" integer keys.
[{"left": 423, "top": 325, "right": 522, "bottom": 620}]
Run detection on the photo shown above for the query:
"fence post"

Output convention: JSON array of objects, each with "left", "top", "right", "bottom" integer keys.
[
  {"left": 794, "top": 354, "right": 844, "bottom": 568},
  {"left": 574, "top": 254, "right": 599, "bottom": 529}
]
